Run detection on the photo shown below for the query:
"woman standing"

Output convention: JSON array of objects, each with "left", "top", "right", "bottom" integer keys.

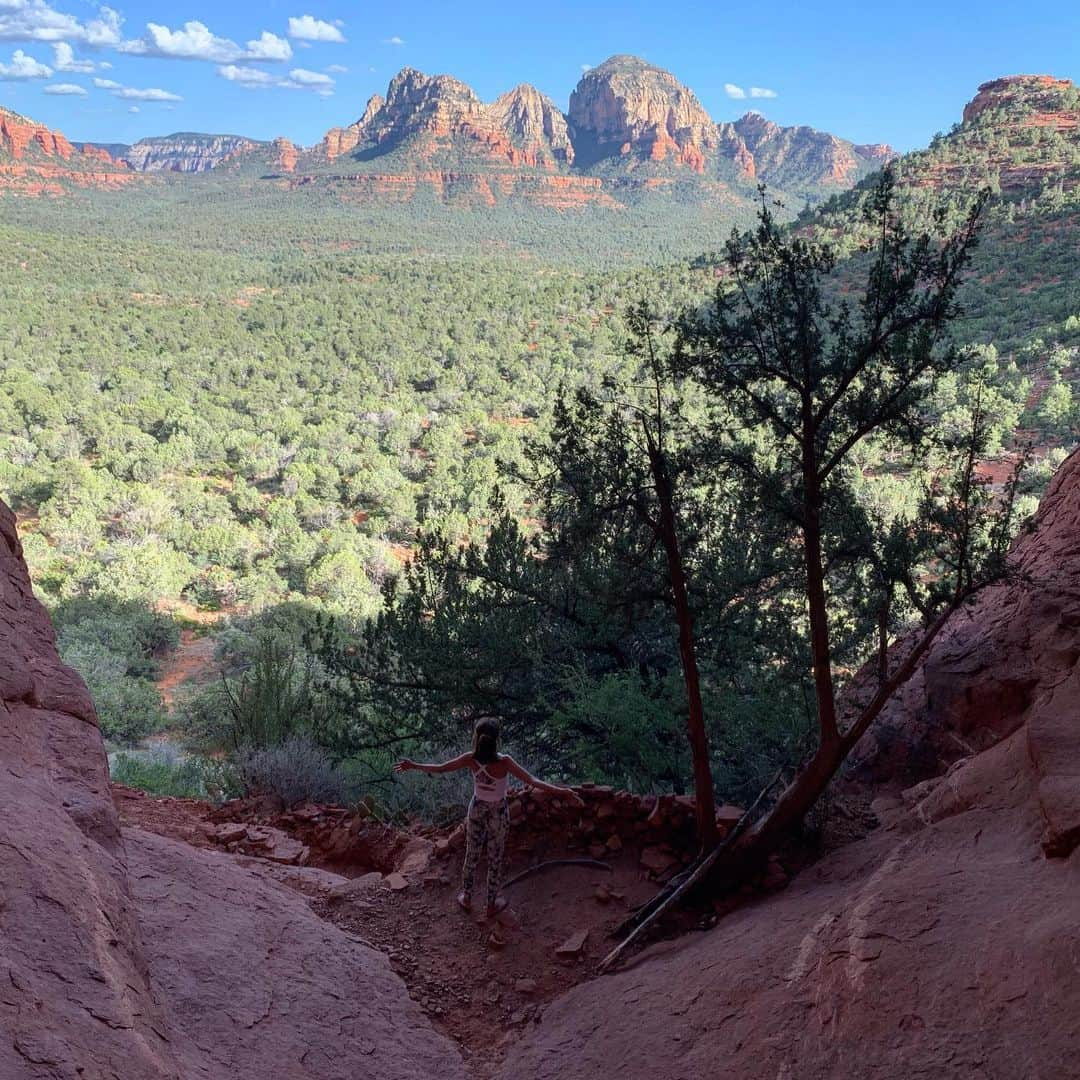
[{"left": 394, "top": 720, "right": 583, "bottom": 918}]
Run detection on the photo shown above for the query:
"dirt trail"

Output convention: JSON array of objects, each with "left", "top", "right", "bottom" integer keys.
[
  {"left": 113, "top": 786, "right": 675, "bottom": 1079},
  {"left": 156, "top": 629, "right": 219, "bottom": 708}
]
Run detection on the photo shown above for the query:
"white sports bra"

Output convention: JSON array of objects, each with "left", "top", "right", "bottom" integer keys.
[{"left": 472, "top": 760, "right": 510, "bottom": 803}]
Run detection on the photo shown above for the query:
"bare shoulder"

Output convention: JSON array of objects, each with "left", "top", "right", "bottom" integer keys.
[{"left": 501, "top": 755, "right": 530, "bottom": 779}]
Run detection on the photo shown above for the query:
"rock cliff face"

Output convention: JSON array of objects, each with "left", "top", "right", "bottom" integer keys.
[
  {"left": 0, "top": 499, "right": 466, "bottom": 1078},
  {"left": 500, "top": 449, "right": 1080, "bottom": 1079},
  {"left": 122, "top": 133, "right": 266, "bottom": 172},
  {"left": 321, "top": 94, "right": 384, "bottom": 161},
  {"left": 0, "top": 106, "right": 135, "bottom": 195},
  {"left": 490, "top": 84, "right": 575, "bottom": 166},
  {"left": 730, "top": 111, "right": 894, "bottom": 194},
  {"left": 568, "top": 54, "right": 719, "bottom": 171}
]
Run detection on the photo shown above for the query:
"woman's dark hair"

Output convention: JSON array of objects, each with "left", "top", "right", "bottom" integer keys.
[{"left": 472, "top": 719, "right": 500, "bottom": 765}]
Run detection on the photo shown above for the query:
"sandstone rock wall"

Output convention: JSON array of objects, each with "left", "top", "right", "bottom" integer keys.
[{"left": 0, "top": 500, "right": 466, "bottom": 1079}]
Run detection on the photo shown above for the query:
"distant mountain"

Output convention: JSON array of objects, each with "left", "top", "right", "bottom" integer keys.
[
  {"left": 310, "top": 55, "right": 892, "bottom": 188},
  {"left": 120, "top": 133, "right": 270, "bottom": 173},
  {"left": 730, "top": 112, "right": 892, "bottom": 198},
  {"left": 280, "top": 55, "right": 894, "bottom": 213},
  {"left": 81, "top": 141, "right": 129, "bottom": 161},
  {"left": 567, "top": 54, "right": 722, "bottom": 172},
  {"left": 0, "top": 106, "right": 134, "bottom": 195}
]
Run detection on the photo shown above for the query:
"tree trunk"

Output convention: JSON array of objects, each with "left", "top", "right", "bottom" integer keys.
[
  {"left": 802, "top": 470, "right": 840, "bottom": 746},
  {"left": 647, "top": 438, "right": 718, "bottom": 851},
  {"left": 729, "top": 599, "right": 960, "bottom": 867}
]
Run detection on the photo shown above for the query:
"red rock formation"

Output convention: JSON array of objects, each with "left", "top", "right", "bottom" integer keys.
[
  {"left": 0, "top": 499, "right": 466, "bottom": 1078},
  {"left": 963, "top": 74, "right": 1075, "bottom": 126},
  {"left": 499, "top": 449, "right": 1080, "bottom": 1079},
  {"left": 271, "top": 136, "right": 298, "bottom": 173},
  {"left": 568, "top": 54, "right": 719, "bottom": 171},
  {"left": 904, "top": 75, "right": 1078, "bottom": 198},
  {"left": 321, "top": 93, "right": 384, "bottom": 162},
  {"left": 78, "top": 142, "right": 119, "bottom": 165},
  {"left": 0, "top": 107, "right": 137, "bottom": 195},
  {"left": 1, "top": 107, "right": 73, "bottom": 160},
  {"left": 489, "top": 83, "right": 575, "bottom": 167}
]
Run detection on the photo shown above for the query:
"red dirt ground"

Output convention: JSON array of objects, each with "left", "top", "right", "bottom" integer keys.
[{"left": 112, "top": 785, "right": 683, "bottom": 1079}]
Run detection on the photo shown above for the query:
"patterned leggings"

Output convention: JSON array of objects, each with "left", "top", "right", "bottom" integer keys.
[{"left": 461, "top": 797, "right": 509, "bottom": 910}]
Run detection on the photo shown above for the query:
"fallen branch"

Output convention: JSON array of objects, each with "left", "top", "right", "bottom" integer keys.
[
  {"left": 503, "top": 858, "right": 613, "bottom": 889},
  {"left": 598, "top": 769, "right": 783, "bottom": 975}
]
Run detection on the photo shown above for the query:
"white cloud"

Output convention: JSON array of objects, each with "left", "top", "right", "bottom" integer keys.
[
  {"left": 245, "top": 31, "right": 291, "bottom": 61},
  {"left": 99, "top": 60, "right": 111, "bottom": 69},
  {"left": 128, "top": 104, "right": 138, "bottom": 113},
  {"left": 0, "top": 46, "right": 52, "bottom": 78},
  {"left": 724, "top": 83, "right": 747, "bottom": 100},
  {"left": 120, "top": 20, "right": 291, "bottom": 63},
  {"left": 92, "top": 76, "right": 121, "bottom": 89},
  {"left": 325, "top": 63, "right": 347, "bottom": 73},
  {"left": 114, "top": 85, "right": 182, "bottom": 101},
  {"left": 749, "top": 86, "right": 777, "bottom": 99},
  {"left": 383, "top": 35, "right": 403, "bottom": 45},
  {"left": 218, "top": 63, "right": 273, "bottom": 86},
  {"left": 287, "top": 15, "right": 345, "bottom": 43},
  {"left": 0, "top": 2, "right": 122, "bottom": 46},
  {"left": 52, "top": 41, "right": 93, "bottom": 72},
  {"left": 43, "top": 80, "right": 85, "bottom": 94},
  {"left": 286, "top": 66, "right": 331, "bottom": 86},
  {"left": 580, "top": 63, "right": 592, "bottom": 72},
  {"left": 218, "top": 61, "right": 334, "bottom": 95}
]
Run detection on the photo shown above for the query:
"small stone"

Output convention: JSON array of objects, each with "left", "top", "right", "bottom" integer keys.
[
  {"left": 555, "top": 929, "right": 589, "bottom": 959},
  {"left": 213, "top": 823, "right": 247, "bottom": 844},
  {"left": 605, "top": 834, "right": 623, "bottom": 852},
  {"left": 515, "top": 978, "right": 538, "bottom": 994},
  {"left": 588, "top": 843, "right": 607, "bottom": 859},
  {"left": 593, "top": 885, "right": 612, "bottom": 905},
  {"left": 715, "top": 804, "right": 745, "bottom": 828},
  {"left": 383, "top": 872, "right": 409, "bottom": 891},
  {"left": 327, "top": 872, "right": 383, "bottom": 905},
  {"left": 640, "top": 846, "right": 679, "bottom": 875}
]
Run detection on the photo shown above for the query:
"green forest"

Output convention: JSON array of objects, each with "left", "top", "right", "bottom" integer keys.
[{"left": 2, "top": 89, "right": 1078, "bottom": 820}]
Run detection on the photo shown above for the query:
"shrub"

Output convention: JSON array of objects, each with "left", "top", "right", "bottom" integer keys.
[
  {"left": 110, "top": 746, "right": 240, "bottom": 802},
  {"left": 233, "top": 736, "right": 361, "bottom": 807}
]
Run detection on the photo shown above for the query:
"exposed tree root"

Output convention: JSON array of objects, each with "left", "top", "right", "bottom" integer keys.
[{"left": 503, "top": 858, "right": 614, "bottom": 889}]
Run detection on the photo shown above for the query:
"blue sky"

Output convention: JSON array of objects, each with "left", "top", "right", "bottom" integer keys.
[{"left": 0, "top": 0, "right": 1076, "bottom": 150}]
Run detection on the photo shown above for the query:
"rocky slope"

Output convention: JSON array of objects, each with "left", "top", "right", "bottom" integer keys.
[
  {"left": 122, "top": 133, "right": 268, "bottom": 172},
  {"left": 499, "top": 448, "right": 1080, "bottom": 1079},
  {"left": 0, "top": 499, "right": 466, "bottom": 1079},
  {"left": 0, "top": 106, "right": 134, "bottom": 195},
  {"left": 898, "top": 74, "right": 1079, "bottom": 195}
]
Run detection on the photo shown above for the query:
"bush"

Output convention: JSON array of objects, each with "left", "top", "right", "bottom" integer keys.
[
  {"left": 233, "top": 736, "right": 362, "bottom": 807},
  {"left": 53, "top": 597, "right": 179, "bottom": 744},
  {"left": 110, "top": 746, "right": 240, "bottom": 802}
]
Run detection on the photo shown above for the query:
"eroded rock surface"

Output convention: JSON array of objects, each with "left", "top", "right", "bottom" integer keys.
[{"left": 0, "top": 499, "right": 465, "bottom": 1079}]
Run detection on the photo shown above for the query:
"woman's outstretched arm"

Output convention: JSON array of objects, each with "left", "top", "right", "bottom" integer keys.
[
  {"left": 394, "top": 752, "right": 472, "bottom": 775},
  {"left": 505, "top": 757, "right": 585, "bottom": 806}
]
